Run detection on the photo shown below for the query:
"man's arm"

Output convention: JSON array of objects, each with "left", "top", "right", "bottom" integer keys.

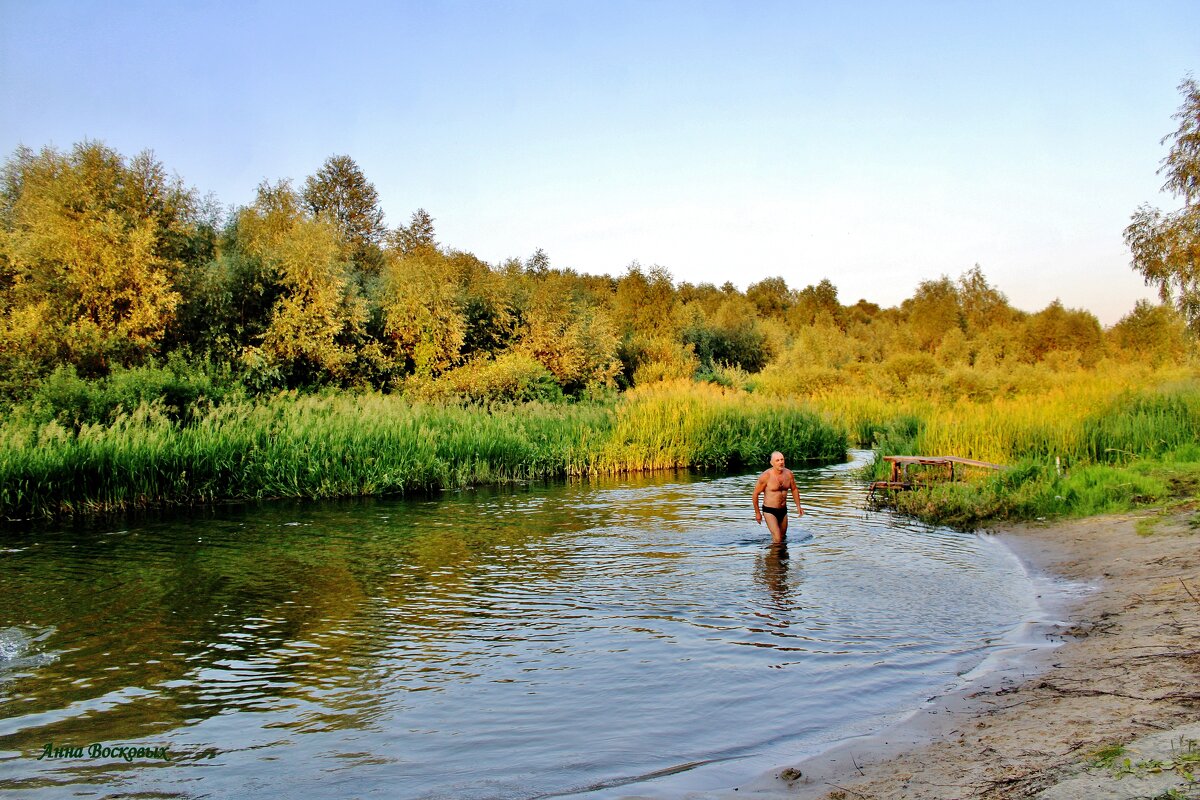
[
  {"left": 789, "top": 471, "right": 804, "bottom": 516},
  {"left": 752, "top": 473, "right": 766, "bottom": 523}
]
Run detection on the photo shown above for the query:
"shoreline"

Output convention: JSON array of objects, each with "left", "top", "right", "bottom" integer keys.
[{"left": 630, "top": 507, "right": 1200, "bottom": 799}]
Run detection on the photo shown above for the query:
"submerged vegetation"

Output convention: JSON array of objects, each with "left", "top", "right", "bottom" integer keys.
[{"left": 1, "top": 79, "right": 1198, "bottom": 523}]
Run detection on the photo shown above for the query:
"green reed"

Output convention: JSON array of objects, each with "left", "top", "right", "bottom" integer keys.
[
  {"left": 868, "top": 382, "right": 1200, "bottom": 527},
  {"left": 0, "top": 385, "right": 846, "bottom": 520}
]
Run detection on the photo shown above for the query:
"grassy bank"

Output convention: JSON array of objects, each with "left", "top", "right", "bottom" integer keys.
[
  {"left": 0, "top": 381, "right": 846, "bottom": 521},
  {"left": 815, "top": 369, "right": 1200, "bottom": 528}
]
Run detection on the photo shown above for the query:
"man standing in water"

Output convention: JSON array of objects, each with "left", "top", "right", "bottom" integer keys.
[{"left": 753, "top": 451, "right": 804, "bottom": 543}]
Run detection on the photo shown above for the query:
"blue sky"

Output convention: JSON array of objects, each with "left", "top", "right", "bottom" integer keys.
[{"left": 2, "top": 1, "right": 1197, "bottom": 324}]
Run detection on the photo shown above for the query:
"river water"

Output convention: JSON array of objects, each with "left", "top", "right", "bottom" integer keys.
[{"left": 0, "top": 452, "right": 1043, "bottom": 798}]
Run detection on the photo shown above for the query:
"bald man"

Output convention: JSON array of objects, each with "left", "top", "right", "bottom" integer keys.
[{"left": 752, "top": 451, "right": 804, "bottom": 543}]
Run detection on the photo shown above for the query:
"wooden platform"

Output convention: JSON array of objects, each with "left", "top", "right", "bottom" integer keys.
[{"left": 868, "top": 455, "right": 1005, "bottom": 500}]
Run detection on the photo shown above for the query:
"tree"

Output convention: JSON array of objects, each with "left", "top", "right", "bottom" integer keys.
[
  {"left": 746, "top": 276, "right": 792, "bottom": 319},
  {"left": 0, "top": 141, "right": 193, "bottom": 375},
  {"left": 239, "top": 181, "right": 367, "bottom": 386},
  {"left": 393, "top": 208, "right": 437, "bottom": 255},
  {"left": 1108, "top": 300, "right": 1190, "bottom": 366},
  {"left": 789, "top": 278, "right": 842, "bottom": 329},
  {"left": 1125, "top": 76, "right": 1200, "bottom": 332},
  {"left": 957, "top": 265, "right": 1015, "bottom": 334},
  {"left": 377, "top": 247, "right": 465, "bottom": 378},
  {"left": 302, "top": 156, "right": 386, "bottom": 252},
  {"left": 613, "top": 264, "right": 677, "bottom": 338},
  {"left": 446, "top": 250, "right": 517, "bottom": 359},
  {"left": 524, "top": 247, "right": 550, "bottom": 275},
  {"left": 1021, "top": 300, "right": 1104, "bottom": 366},
  {"left": 517, "top": 271, "right": 620, "bottom": 392},
  {"left": 901, "top": 276, "right": 963, "bottom": 352}
]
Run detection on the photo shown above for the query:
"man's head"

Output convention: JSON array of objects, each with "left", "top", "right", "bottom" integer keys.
[{"left": 770, "top": 451, "right": 785, "bottom": 469}]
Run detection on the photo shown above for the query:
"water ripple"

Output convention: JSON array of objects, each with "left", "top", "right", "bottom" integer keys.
[{"left": 0, "top": 452, "right": 1038, "bottom": 799}]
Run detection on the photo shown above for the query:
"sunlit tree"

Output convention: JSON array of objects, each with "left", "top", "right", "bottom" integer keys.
[
  {"left": 0, "top": 141, "right": 193, "bottom": 375},
  {"left": 378, "top": 247, "right": 465, "bottom": 377},
  {"left": 302, "top": 155, "right": 386, "bottom": 253},
  {"left": 1125, "top": 76, "right": 1200, "bottom": 332},
  {"left": 239, "top": 181, "right": 367, "bottom": 386},
  {"left": 788, "top": 278, "right": 843, "bottom": 330},
  {"left": 517, "top": 271, "right": 620, "bottom": 392},
  {"left": 1109, "top": 299, "right": 1190, "bottom": 366},
  {"left": 613, "top": 264, "right": 677, "bottom": 338},
  {"left": 958, "top": 265, "right": 1016, "bottom": 334},
  {"left": 902, "top": 276, "right": 963, "bottom": 352},
  {"left": 393, "top": 208, "right": 438, "bottom": 255},
  {"left": 446, "top": 250, "right": 518, "bottom": 359},
  {"left": 1021, "top": 300, "right": 1104, "bottom": 366},
  {"left": 746, "top": 276, "right": 792, "bottom": 319}
]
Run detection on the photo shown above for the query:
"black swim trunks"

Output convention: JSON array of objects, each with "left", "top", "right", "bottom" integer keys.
[{"left": 761, "top": 505, "right": 786, "bottom": 523}]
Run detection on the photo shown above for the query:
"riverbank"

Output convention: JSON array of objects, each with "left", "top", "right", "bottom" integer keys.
[
  {"left": 0, "top": 382, "right": 847, "bottom": 521},
  {"left": 664, "top": 506, "right": 1200, "bottom": 799}
]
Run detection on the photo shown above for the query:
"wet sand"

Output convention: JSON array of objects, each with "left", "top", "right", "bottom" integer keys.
[{"left": 641, "top": 507, "right": 1200, "bottom": 799}]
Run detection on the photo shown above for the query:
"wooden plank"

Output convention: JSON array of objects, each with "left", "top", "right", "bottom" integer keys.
[{"left": 880, "top": 455, "right": 1004, "bottom": 471}]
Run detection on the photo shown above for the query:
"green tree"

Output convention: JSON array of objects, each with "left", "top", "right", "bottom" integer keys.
[
  {"left": 517, "top": 271, "right": 621, "bottom": 392},
  {"left": 1125, "top": 76, "right": 1200, "bottom": 332},
  {"left": 902, "top": 276, "right": 963, "bottom": 352},
  {"left": 0, "top": 141, "right": 193, "bottom": 376},
  {"left": 613, "top": 264, "right": 677, "bottom": 338},
  {"left": 524, "top": 247, "right": 550, "bottom": 275},
  {"left": 302, "top": 155, "right": 386, "bottom": 270},
  {"left": 1108, "top": 299, "right": 1190, "bottom": 366},
  {"left": 239, "top": 181, "right": 367, "bottom": 386},
  {"left": 789, "top": 278, "right": 843, "bottom": 329},
  {"left": 1021, "top": 300, "right": 1104, "bottom": 366},
  {"left": 957, "top": 265, "right": 1016, "bottom": 334},
  {"left": 684, "top": 294, "right": 771, "bottom": 374},
  {"left": 446, "top": 250, "right": 518, "bottom": 359},
  {"left": 393, "top": 208, "right": 438, "bottom": 255},
  {"left": 746, "top": 276, "right": 792, "bottom": 319},
  {"left": 378, "top": 247, "right": 465, "bottom": 378}
]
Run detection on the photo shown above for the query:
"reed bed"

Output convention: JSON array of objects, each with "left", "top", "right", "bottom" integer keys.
[
  {"left": 804, "top": 365, "right": 1200, "bottom": 527},
  {"left": 598, "top": 380, "right": 846, "bottom": 472},
  {"left": 0, "top": 384, "right": 846, "bottom": 520},
  {"left": 808, "top": 364, "right": 1200, "bottom": 464}
]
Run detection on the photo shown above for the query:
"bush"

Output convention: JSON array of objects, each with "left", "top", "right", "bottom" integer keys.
[
  {"left": 418, "top": 352, "right": 564, "bottom": 405},
  {"left": 27, "top": 354, "right": 236, "bottom": 428}
]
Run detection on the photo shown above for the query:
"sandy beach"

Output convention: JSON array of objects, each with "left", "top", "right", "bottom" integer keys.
[{"left": 649, "top": 506, "right": 1200, "bottom": 800}]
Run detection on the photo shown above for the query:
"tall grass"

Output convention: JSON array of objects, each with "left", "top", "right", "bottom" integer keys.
[
  {"left": 597, "top": 380, "right": 846, "bottom": 472},
  {"left": 0, "top": 384, "right": 846, "bottom": 520},
  {"left": 806, "top": 364, "right": 1200, "bottom": 527}
]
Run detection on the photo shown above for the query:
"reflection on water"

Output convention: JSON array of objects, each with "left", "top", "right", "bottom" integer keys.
[{"left": 0, "top": 452, "right": 1037, "bottom": 798}]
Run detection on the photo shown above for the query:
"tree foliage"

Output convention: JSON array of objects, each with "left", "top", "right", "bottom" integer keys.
[
  {"left": 393, "top": 208, "right": 438, "bottom": 255},
  {"left": 1, "top": 137, "right": 1192, "bottom": 407},
  {"left": 302, "top": 155, "right": 386, "bottom": 254},
  {"left": 378, "top": 247, "right": 465, "bottom": 378},
  {"left": 902, "top": 276, "right": 963, "bottom": 353},
  {"left": 1125, "top": 76, "right": 1200, "bottom": 332},
  {"left": 0, "top": 142, "right": 193, "bottom": 376},
  {"left": 239, "top": 181, "right": 367, "bottom": 386}
]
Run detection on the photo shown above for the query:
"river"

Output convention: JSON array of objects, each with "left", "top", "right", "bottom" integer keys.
[{"left": 0, "top": 451, "right": 1043, "bottom": 798}]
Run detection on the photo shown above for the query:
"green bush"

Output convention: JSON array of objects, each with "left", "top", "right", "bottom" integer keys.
[
  {"left": 27, "top": 354, "right": 236, "bottom": 428},
  {"left": 415, "top": 352, "right": 564, "bottom": 404}
]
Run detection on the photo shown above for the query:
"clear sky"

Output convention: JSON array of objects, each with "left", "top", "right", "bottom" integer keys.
[{"left": 2, "top": 1, "right": 1197, "bottom": 324}]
